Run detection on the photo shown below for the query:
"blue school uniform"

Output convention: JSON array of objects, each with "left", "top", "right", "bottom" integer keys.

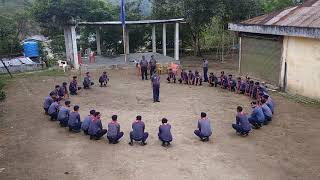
[
  {"left": 81, "top": 115, "right": 93, "bottom": 132},
  {"left": 249, "top": 106, "right": 265, "bottom": 124},
  {"left": 233, "top": 112, "right": 251, "bottom": 134},
  {"left": 43, "top": 96, "right": 53, "bottom": 110},
  {"left": 57, "top": 106, "right": 70, "bottom": 126},
  {"left": 194, "top": 118, "right": 212, "bottom": 138},
  {"left": 159, "top": 124, "right": 173, "bottom": 143},
  {"left": 68, "top": 111, "right": 81, "bottom": 130},
  {"left": 261, "top": 104, "right": 272, "bottom": 121}
]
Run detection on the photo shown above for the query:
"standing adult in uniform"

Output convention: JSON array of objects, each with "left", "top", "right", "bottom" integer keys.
[
  {"left": 203, "top": 58, "right": 209, "bottom": 82},
  {"left": 151, "top": 71, "right": 160, "bottom": 103},
  {"left": 140, "top": 56, "right": 148, "bottom": 80},
  {"left": 149, "top": 55, "right": 157, "bottom": 78}
]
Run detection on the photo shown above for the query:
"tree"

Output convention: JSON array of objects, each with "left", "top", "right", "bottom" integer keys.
[
  {"left": 260, "top": 0, "right": 303, "bottom": 13},
  {"left": 152, "top": 0, "right": 220, "bottom": 56},
  {"left": 0, "top": 15, "right": 22, "bottom": 57}
]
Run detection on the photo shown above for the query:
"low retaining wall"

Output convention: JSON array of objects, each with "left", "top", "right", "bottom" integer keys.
[{"left": 0, "top": 64, "right": 45, "bottom": 74}]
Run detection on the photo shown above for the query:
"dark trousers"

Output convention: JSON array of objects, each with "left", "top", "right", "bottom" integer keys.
[
  {"left": 49, "top": 112, "right": 58, "bottom": 121},
  {"left": 44, "top": 108, "right": 49, "bottom": 115},
  {"left": 232, "top": 124, "right": 250, "bottom": 134},
  {"left": 167, "top": 76, "right": 176, "bottom": 83},
  {"left": 141, "top": 66, "right": 148, "bottom": 80},
  {"left": 153, "top": 86, "right": 160, "bottom": 102},
  {"left": 100, "top": 81, "right": 107, "bottom": 87},
  {"left": 150, "top": 66, "right": 156, "bottom": 78},
  {"left": 203, "top": 67, "right": 208, "bottom": 82},
  {"left": 158, "top": 135, "right": 172, "bottom": 143},
  {"left": 195, "top": 78, "right": 202, "bottom": 86},
  {"left": 194, "top": 130, "right": 209, "bottom": 139},
  {"left": 69, "top": 122, "right": 82, "bottom": 132},
  {"left": 91, "top": 129, "right": 107, "bottom": 140},
  {"left": 130, "top": 132, "right": 149, "bottom": 143},
  {"left": 248, "top": 117, "right": 262, "bottom": 128},
  {"left": 83, "top": 129, "right": 89, "bottom": 135},
  {"left": 107, "top": 132, "right": 124, "bottom": 143},
  {"left": 70, "top": 90, "right": 77, "bottom": 95},
  {"left": 59, "top": 117, "right": 69, "bottom": 127},
  {"left": 178, "top": 78, "right": 187, "bottom": 84},
  {"left": 263, "top": 116, "right": 272, "bottom": 125}
]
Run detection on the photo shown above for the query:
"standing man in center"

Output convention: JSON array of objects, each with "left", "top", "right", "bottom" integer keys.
[
  {"left": 149, "top": 55, "right": 157, "bottom": 79},
  {"left": 140, "top": 55, "right": 148, "bottom": 80},
  {"left": 203, "top": 58, "right": 209, "bottom": 82},
  {"left": 151, "top": 70, "right": 160, "bottom": 103}
]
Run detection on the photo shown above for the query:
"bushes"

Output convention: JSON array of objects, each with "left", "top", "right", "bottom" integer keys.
[{"left": 0, "top": 79, "right": 5, "bottom": 101}]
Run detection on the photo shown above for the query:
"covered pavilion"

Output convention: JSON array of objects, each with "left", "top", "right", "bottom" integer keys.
[{"left": 63, "top": 18, "right": 185, "bottom": 70}]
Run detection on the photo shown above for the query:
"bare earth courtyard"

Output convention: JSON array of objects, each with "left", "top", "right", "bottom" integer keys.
[{"left": 0, "top": 61, "right": 320, "bottom": 180}]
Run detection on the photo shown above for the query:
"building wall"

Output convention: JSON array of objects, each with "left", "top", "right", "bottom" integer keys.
[{"left": 284, "top": 36, "right": 320, "bottom": 100}]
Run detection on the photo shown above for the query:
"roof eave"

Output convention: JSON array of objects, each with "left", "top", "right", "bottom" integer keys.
[
  {"left": 78, "top": 18, "right": 185, "bottom": 26},
  {"left": 228, "top": 23, "right": 320, "bottom": 39}
]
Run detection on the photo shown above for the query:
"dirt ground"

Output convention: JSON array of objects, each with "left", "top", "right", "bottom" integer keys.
[{"left": 0, "top": 59, "right": 320, "bottom": 180}]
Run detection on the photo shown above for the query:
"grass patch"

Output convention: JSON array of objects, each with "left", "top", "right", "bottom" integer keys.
[
  {"left": 278, "top": 92, "right": 320, "bottom": 107},
  {"left": 0, "top": 68, "right": 66, "bottom": 101}
]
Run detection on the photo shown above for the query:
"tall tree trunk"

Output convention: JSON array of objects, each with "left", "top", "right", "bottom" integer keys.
[
  {"left": 192, "top": 34, "right": 197, "bottom": 56},
  {"left": 221, "top": 27, "right": 225, "bottom": 62}
]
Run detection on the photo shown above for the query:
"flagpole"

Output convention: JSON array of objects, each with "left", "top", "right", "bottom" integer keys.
[
  {"left": 121, "top": 0, "right": 127, "bottom": 63},
  {"left": 122, "top": 25, "right": 127, "bottom": 63}
]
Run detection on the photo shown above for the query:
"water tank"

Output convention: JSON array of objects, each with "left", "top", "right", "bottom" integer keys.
[{"left": 24, "top": 41, "right": 39, "bottom": 58}]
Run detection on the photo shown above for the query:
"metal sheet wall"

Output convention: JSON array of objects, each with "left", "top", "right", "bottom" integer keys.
[{"left": 240, "top": 35, "right": 282, "bottom": 85}]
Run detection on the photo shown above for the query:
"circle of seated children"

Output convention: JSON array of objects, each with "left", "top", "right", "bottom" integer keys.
[{"left": 42, "top": 69, "right": 275, "bottom": 147}]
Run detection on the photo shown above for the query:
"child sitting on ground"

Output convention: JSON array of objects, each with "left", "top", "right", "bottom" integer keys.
[
  {"left": 194, "top": 71, "right": 202, "bottom": 86},
  {"left": 158, "top": 118, "right": 173, "bottom": 147},
  {"left": 81, "top": 110, "right": 96, "bottom": 135},
  {"left": 99, "top": 72, "right": 109, "bottom": 87},
  {"left": 232, "top": 106, "right": 251, "bottom": 136},
  {"left": 178, "top": 69, "right": 188, "bottom": 84},
  {"left": 187, "top": 70, "right": 195, "bottom": 85},
  {"left": 83, "top": 72, "right": 94, "bottom": 89},
  {"left": 68, "top": 105, "right": 82, "bottom": 133},
  {"left": 69, "top": 76, "right": 81, "bottom": 95},
  {"left": 208, "top": 73, "right": 218, "bottom": 87},
  {"left": 43, "top": 92, "right": 56, "bottom": 115},
  {"left": 57, "top": 100, "right": 71, "bottom": 127},
  {"left": 227, "top": 74, "right": 236, "bottom": 91},
  {"left": 88, "top": 112, "right": 108, "bottom": 140},
  {"left": 48, "top": 99, "right": 60, "bottom": 121},
  {"left": 58, "top": 82, "right": 69, "bottom": 99},
  {"left": 167, "top": 68, "right": 176, "bottom": 83}
]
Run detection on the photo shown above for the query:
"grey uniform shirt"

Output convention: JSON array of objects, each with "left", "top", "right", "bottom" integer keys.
[{"left": 198, "top": 118, "right": 212, "bottom": 137}]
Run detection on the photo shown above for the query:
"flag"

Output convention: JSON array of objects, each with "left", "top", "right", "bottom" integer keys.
[{"left": 121, "top": 0, "right": 126, "bottom": 25}]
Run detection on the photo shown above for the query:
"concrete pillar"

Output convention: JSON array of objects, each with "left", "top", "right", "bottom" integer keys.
[
  {"left": 63, "top": 27, "right": 72, "bottom": 62},
  {"left": 70, "top": 26, "right": 79, "bottom": 70},
  {"left": 125, "top": 28, "right": 130, "bottom": 54},
  {"left": 239, "top": 37, "right": 242, "bottom": 74},
  {"left": 152, "top": 24, "right": 156, "bottom": 53},
  {"left": 67, "top": 27, "right": 74, "bottom": 63},
  {"left": 96, "top": 29, "right": 101, "bottom": 56},
  {"left": 174, "top": 23, "right": 179, "bottom": 61},
  {"left": 162, "top": 24, "right": 167, "bottom": 56}
]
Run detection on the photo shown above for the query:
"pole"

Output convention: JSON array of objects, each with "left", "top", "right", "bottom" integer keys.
[
  {"left": 122, "top": 25, "right": 127, "bottom": 63},
  {"left": 162, "top": 24, "right": 167, "bottom": 56},
  {"left": 1, "top": 59, "right": 12, "bottom": 78},
  {"left": 152, "top": 25, "right": 156, "bottom": 53},
  {"left": 174, "top": 23, "right": 179, "bottom": 61}
]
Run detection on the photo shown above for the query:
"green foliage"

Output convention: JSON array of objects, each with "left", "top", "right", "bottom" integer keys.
[
  {"left": 0, "top": 74, "right": 7, "bottom": 101},
  {"left": 0, "top": 90, "right": 5, "bottom": 101},
  {"left": 0, "top": 15, "right": 23, "bottom": 57},
  {"left": 260, "top": 0, "right": 303, "bottom": 13}
]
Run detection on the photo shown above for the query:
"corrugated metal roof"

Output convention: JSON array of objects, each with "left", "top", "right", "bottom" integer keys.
[{"left": 241, "top": 0, "right": 320, "bottom": 28}]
